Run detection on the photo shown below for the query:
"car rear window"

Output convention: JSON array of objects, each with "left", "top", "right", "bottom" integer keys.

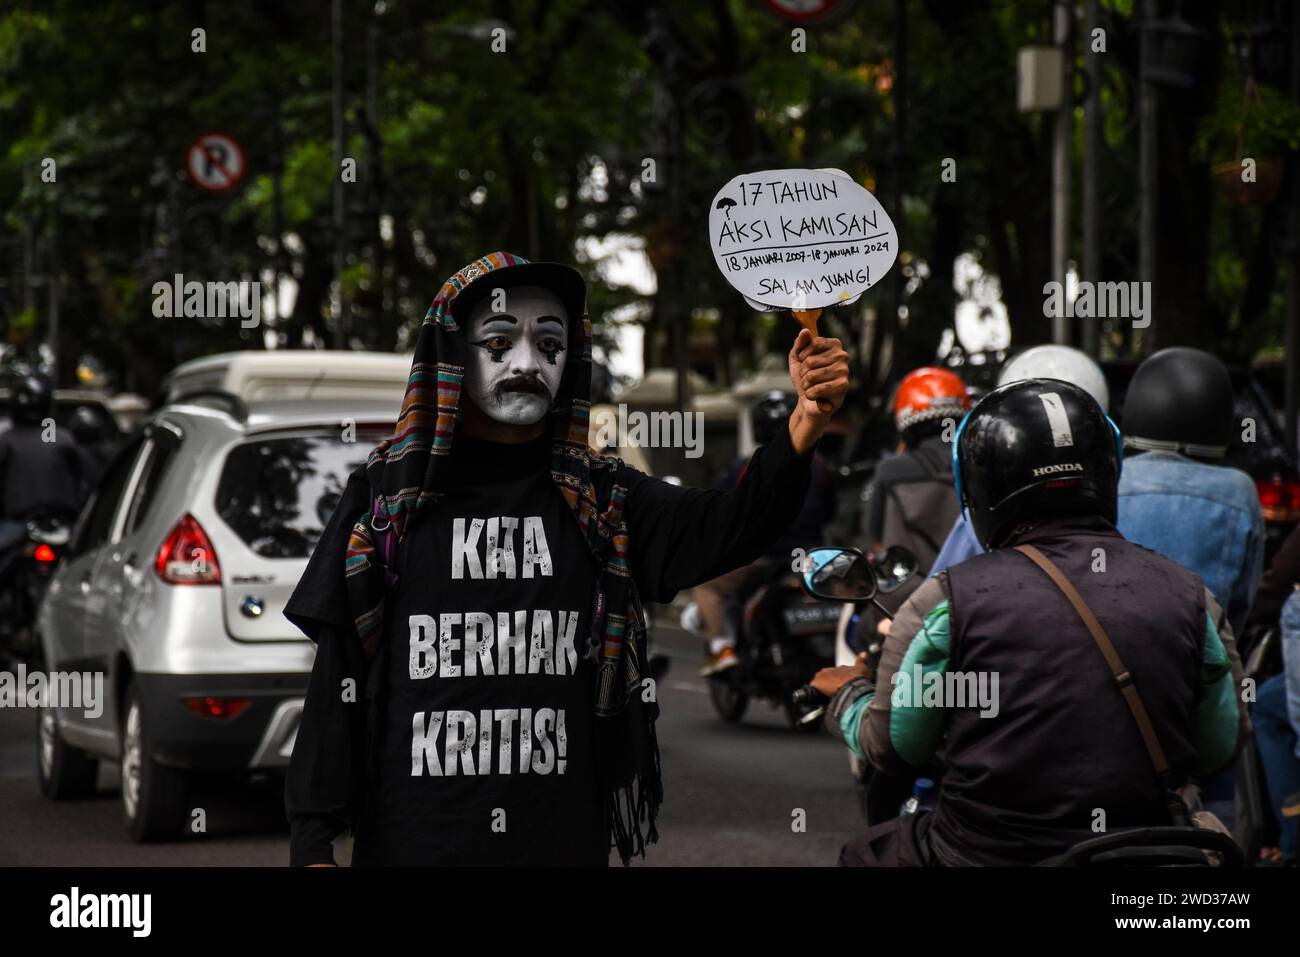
[{"left": 215, "top": 431, "right": 382, "bottom": 559}]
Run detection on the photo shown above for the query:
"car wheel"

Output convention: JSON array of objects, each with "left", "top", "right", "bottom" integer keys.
[
  {"left": 36, "top": 695, "right": 99, "bottom": 800},
  {"left": 121, "top": 684, "right": 188, "bottom": 842}
]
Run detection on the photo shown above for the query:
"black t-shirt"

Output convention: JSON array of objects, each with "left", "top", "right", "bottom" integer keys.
[
  {"left": 285, "top": 423, "right": 816, "bottom": 866},
  {"left": 354, "top": 434, "right": 604, "bottom": 865}
]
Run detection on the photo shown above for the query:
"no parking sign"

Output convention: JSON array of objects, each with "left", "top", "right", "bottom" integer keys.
[{"left": 186, "top": 132, "right": 246, "bottom": 192}]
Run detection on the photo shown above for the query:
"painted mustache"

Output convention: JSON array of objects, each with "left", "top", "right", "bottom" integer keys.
[{"left": 494, "top": 374, "right": 551, "bottom": 399}]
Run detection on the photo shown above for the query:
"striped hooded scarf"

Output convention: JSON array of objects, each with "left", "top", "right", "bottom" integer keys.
[{"left": 345, "top": 251, "right": 661, "bottom": 862}]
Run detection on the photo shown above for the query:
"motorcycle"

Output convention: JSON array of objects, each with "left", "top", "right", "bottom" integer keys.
[
  {"left": 684, "top": 561, "right": 845, "bottom": 731},
  {"left": 0, "top": 509, "right": 75, "bottom": 662},
  {"left": 794, "top": 545, "right": 1246, "bottom": 867},
  {"left": 791, "top": 544, "right": 920, "bottom": 729}
]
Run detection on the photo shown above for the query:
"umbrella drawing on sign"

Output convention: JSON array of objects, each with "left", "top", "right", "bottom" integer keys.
[{"left": 715, "top": 196, "right": 737, "bottom": 220}]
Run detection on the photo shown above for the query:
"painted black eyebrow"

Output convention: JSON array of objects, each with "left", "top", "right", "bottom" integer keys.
[{"left": 478, "top": 313, "right": 565, "bottom": 328}]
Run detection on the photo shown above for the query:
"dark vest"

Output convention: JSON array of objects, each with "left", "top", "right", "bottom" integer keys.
[{"left": 934, "top": 517, "right": 1206, "bottom": 865}]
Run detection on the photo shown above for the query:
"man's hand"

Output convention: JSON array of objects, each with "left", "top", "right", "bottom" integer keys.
[
  {"left": 810, "top": 651, "right": 871, "bottom": 697},
  {"left": 788, "top": 329, "right": 850, "bottom": 455}
]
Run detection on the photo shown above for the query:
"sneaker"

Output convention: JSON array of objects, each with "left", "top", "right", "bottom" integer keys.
[
  {"left": 1282, "top": 790, "right": 1300, "bottom": 818},
  {"left": 700, "top": 646, "right": 739, "bottom": 677}
]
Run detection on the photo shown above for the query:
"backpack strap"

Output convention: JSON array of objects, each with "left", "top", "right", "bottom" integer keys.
[
  {"left": 882, "top": 443, "right": 955, "bottom": 555},
  {"left": 1013, "top": 544, "right": 1171, "bottom": 779}
]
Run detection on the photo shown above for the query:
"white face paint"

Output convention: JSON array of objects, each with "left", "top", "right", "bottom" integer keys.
[{"left": 463, "top": 285, "right": 569, "bottom": 426}]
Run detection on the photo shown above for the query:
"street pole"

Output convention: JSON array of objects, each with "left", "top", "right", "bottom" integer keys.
[
  {"left": 169, "top": 167, "right": 182, "bottom": 370},
  {"left": 1286, "top": 3, "right": 1300, "bottom": 456},
  {"left": 271, "top": 96, "right": 285, "bottom": 347},
  {"left": 332, "top": 0, "right": 347, "bottom": 350},
  {"left": 668, "top": 95, "right": 689, "bottom": 418},
  {"left": 22, "top": 221, "right": 35, "bottom": 319},
  {"left": 1138, "top": 0, "right": 1157, "bottom": 355},
  {"left": 1051, "top": 0, "right": 1073, "bottom": 346},
  {"left": 46, "top": 220, "right": 59, "bottom": 384},
  {"left": 864, "top": 0, "right": 906, "bottom": 401},
  {"left": 891, "top": 0, "right": 907, "bottom": 366},
  {"left": 1082, "top": 0, "right": 1101, "bottom": 359},
  {"left": 367, "top": 14, "right": 386, "bottom": 341}
]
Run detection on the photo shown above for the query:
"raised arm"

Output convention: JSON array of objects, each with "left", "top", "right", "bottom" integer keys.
[{"left": 626, "top": 330, "right": 849, "bottom": 601}]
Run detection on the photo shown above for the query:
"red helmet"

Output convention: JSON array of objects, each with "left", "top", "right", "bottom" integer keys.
[{"left": 893, "top": 367, "right": 970, "bottom": 435}]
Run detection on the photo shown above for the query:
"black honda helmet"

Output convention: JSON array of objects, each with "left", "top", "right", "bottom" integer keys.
[
  {"left": 954, "top": 378, "right": 1122, "bottom": 549},
  {"left": 1122, "top": 347, "right": 1233, "bottom": 460},
  {"left": 9, "top": 373, "right": 54, "bottom": 425},
  {"left": 752, "top": 390, "right": 797, "bottom": 445}
]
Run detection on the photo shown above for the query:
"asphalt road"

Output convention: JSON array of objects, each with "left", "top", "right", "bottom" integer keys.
[{"left": 0, "top": 620, "right": 861, "bottom": 866}]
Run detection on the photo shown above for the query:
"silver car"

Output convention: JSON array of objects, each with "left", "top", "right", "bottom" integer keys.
[{"left": 34, "top": 396, "right": 395, "bottom": 841}]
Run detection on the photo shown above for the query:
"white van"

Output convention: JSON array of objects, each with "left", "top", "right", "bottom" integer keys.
[{"left": 163, "top": 350, "right": 412, "bottom": 405}]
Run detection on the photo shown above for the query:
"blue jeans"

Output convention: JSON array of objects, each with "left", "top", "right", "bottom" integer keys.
[
  {"left": 1253, "top": 590, "right": 1300, "bottom": 859},
  {"left": 1254, "top": 674, "right": 1299, "bottom": 859},
  {"left": 1283, "top": 591, "right": 1300, "bottom": 746}
]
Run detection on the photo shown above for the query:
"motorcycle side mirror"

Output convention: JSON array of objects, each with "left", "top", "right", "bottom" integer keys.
[
  {"left": 875, "top": 545, "right": 920, "bottom": 594},
  {"left": 801, "top": 547, "right": 878, "bottom": 603}
]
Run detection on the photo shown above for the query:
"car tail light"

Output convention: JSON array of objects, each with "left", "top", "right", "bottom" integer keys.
[
  {"left": 182, "top": 696, "right": 251, "bottom": 720},
  {"left": 155, "top": 514, "right": 222, "bottom": 584},
  {"left": 1255, "top": 476, "right": 1300, "bottom": 522},
  {"left": 33, "top": 543, "right": 57, "bottom": 563}
]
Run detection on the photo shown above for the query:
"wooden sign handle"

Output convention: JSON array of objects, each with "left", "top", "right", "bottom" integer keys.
[{"left": 792, "top": 308, "right": 834, "bottom": 414}]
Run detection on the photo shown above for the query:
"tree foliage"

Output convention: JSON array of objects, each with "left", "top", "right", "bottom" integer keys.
[{"left": 1, "top": 0, "right": 1296, "bottom": 395}]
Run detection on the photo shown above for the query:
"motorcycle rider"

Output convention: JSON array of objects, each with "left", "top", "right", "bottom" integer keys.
[
  {"left": 811, "top": 379, "right": 1249, "bottom": 865},
  {"left": 1116, "top": 347, "right": 1263, "bottom": 638},
  {"left": 1242, "top": 522, "right": 1300, "bottom": 862},
  {"left": 696, "top": 390, "right": 836, "bottom": 675},
  {"left": 844, "top": 367, "right": 969, "bottom": 677},
  {"left": 930, "top": 345, "right": 1110, "bottom": 575},
  {"left": 1115, "top": 349, "right": 1263, "bottom": 832},
  {"left": 0, "top": 374, "right": 85, "bottom": 574},
  {"left": 863, "top": 367, "right": 969, "bottom": 571},
  {"left": 66, "top": 403, "right": 114, "bottom": 488}
]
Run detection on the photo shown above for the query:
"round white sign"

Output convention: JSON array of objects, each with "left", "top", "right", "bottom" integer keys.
[{"left": 708, "top": 167, "right": 899, "bottom": 312}]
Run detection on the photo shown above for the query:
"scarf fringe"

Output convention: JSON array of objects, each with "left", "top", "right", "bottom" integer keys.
[{"left": 608, "top": 703, "right": 663, "bottom": 865}]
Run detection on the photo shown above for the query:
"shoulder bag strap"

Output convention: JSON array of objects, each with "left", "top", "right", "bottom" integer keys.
[{"left": 1013, "top": 544, "right": 1171, "bottom": 779}]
